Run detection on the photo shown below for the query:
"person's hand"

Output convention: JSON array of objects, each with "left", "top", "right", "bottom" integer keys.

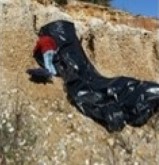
[{"left": 26, "top": 68, "right": 53, "bottom": 84}]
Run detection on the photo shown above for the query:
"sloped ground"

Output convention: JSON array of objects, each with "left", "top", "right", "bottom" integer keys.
[
  {"left": 64, "top": 2, "right": 158, "bottom": 31},
  {"left": 1, "top": 0, "right": 159, "bottom": 164}
]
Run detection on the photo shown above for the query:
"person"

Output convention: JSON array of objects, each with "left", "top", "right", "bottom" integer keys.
[{"left": 33, "top": 35, "right": 58, "bottom": 78}]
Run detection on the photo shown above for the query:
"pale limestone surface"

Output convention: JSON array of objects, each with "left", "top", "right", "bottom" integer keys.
[{"left": 0, "top": 1, "right": 159, "bottom": 164}]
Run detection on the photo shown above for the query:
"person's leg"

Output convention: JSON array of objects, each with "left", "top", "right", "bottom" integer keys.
[{"left": 43, "top": 50, "right": 57, "bottom": 76}]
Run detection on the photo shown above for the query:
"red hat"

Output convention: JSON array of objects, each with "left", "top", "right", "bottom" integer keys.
[{"left": 34, "top": 36, "right": 57, "bottom": 54}]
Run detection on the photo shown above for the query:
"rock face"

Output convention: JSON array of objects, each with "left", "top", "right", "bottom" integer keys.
[
  {"left": 85, "top": 24, "right": 158, "bottom": 80},
  {"left": 1, "top": 0, "right": 159, "bottom": 164}
]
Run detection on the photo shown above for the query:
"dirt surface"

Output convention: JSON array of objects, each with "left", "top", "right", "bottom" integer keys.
[
  {"left": 1, "top": 1, "right": 159, "bottom": 164},
  {"left": 64, "top": 2, "right": 159, "bottom": 31}
]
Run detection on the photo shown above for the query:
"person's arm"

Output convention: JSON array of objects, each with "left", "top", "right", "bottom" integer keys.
[{"left": 43, "top": 50, "right": 57, "bottom": 76}]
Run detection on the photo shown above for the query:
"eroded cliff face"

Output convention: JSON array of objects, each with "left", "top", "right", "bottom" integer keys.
[{"left": 1, "top": 0, "right": 159, "bottom": 164}]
